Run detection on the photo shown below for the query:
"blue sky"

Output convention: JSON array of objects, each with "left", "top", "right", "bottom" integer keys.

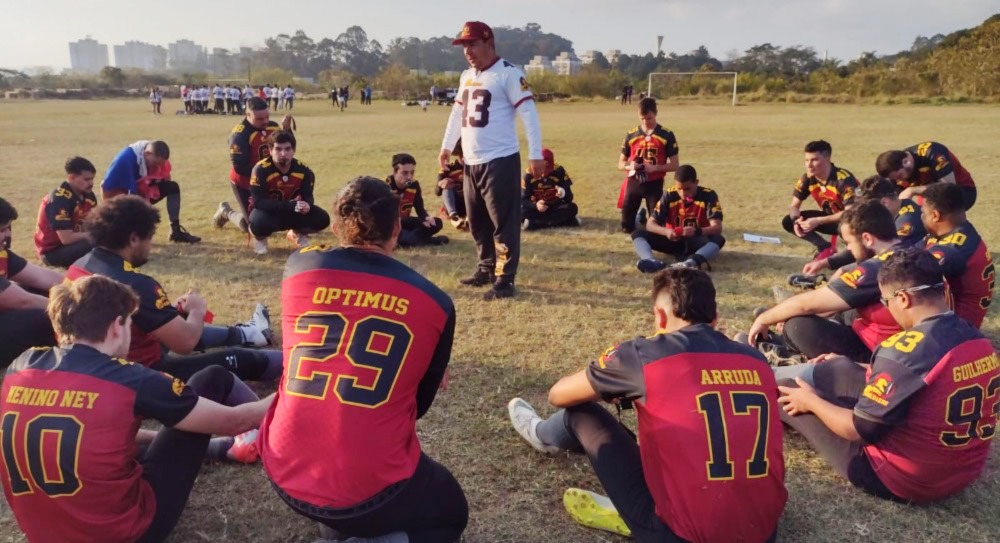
[{"left": 1, "top": 0, "right": 996, "bottom": 70}]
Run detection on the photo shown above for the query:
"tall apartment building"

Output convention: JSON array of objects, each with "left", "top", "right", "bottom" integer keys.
[
  {"left": 114, "top": 41, "right": 167, "bottom": 71},
  {"left": 68, "top": 37, "right": 109, "bottom": 73}
]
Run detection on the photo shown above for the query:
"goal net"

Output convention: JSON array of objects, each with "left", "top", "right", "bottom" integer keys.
[{"left": 646, "top": 72, "right": 738, "bottom": 105}]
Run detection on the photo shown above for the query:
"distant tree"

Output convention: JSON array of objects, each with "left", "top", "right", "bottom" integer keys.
[
  {"left": 590, "top": 51, "right": 611, "bottom": 70},
  {"left": 100, "top": 66, "right": 125, "bottom": 87}
]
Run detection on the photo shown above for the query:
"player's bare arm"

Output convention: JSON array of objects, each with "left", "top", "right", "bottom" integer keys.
[
  {"left": 748, "top": 287, "right": 850, "bottom": 345},
  {"left": 150, "top": 291, "right": 208, "bottom": 354},
  {"left": 174, "top": 393, "right": 275, "bottom": 436},
  {"left": 548, "top": 369, "right": 599, "bottom": 408},
  {"left": 11, "top": 263, "right": 62, "bottom": 292},
  {"left": 0, "top": 282, "right": 48, "bottom": 311}
]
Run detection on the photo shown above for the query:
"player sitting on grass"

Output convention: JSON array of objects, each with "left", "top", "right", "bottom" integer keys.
[
  {"left": 920, "top": 183, "right": 993, "bottom": 328},
  {"left": 0, "top": 275, "right": 274, "bottom": 542},
  {"left": 386, "top": 153, "right": 448, "bottom": 248},
  {"left": 33, "top": 156, "right": 99, "bottom": 268},
  {"left": 748, "top": 201, "right": 902, "bottom": 366},
  {"left": 521, "top": 148, "right": 581, "bottom": 230},
  {"left": 261, "top": 176, "right": 466, "bottom": 543},
  {"left": 67, "top": 196, "right": 282, "bottom": 383},
  {"left": 508, "top": 268, "right": 786, "bottom": 543},
  {"left": 781, "top": 140, "right": 858, "bottom": 263},
  {"left": 436, "top": 139, "right": 467, "bottom": 230},
  {"left": 632, "top": 165, "right": 724, "bottom": 273},
  {"left": 876, "top": 141, "right": 976, "bottom": 210},
  {"left": 0, "top": 197, "right": 61, "bottom": 368},
  {"left": 777, "top": 249, "right": 998, "bottom": 503},
  {"left": 247, "top": 130, "right": 330, "bottom": 255}
]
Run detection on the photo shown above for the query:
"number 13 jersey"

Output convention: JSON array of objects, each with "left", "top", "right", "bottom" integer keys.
[
  {"left": 261, "top": 246, "right": 455, "bottom": 508},
  {"left": 454, "top": 58, "right": 534, "bottom": 165}
]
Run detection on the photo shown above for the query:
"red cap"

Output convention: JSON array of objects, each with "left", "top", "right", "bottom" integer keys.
[
  {"left": 453, "top": 21, "right": 493, "bottom": 45},
  {"left": 542, "top": 148, "right": 554, "bottom": 166}
]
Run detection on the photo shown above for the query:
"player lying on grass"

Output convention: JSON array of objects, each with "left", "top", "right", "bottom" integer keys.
[
  {"left": 102, "top": 140, "right": 200, "bottom": 243},
  {"left": 748, "top": 201, "right": 902, "bottom": 366},
  {"left": 777, "top": 249, "right": 998, "bottom": 503},
  {"left": 876, "top": 141, "right": 976, "bottom": 210},
  {"left": 33, "top": 156, "right": 98, "bottom": 268},
  {"left": 632, "top": 165, "right": 724, "bottom": 273},
  {"left": 508, "top": 268, "right": 785, "bottom": 543},
  {"left": 0, "top": 275, "right": 274, "bottom": 543},
  {"left": 66, "top": 196, "right": 282, "bottom": 383},
  {"left": 0, "top": 197, "right": 60, "bottom": 368},
  {"left": 247, "top": 130, "right": 330, "bottom": 255},
  {"left": 261, "top": 176, "right": 466, "bottom": 543},
  {"left": 386, "top": 153, "right": 448, "bottom": 248},
  {"left": 521, "top": 148, "right": 581, "bottom": 230},
  {"left": 781, "top": 140, "right": 858, "bottom": 264}
]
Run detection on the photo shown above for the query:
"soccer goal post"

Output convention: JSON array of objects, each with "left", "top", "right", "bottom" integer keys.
[{"left": 647, "top": 72, "right": 739, "bottom": 106}]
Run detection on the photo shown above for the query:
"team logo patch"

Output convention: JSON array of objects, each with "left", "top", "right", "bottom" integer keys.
[
  {"left": 930, "top": 249, "right": 946, "bottom": 265},
  {"left": 154, "top": 287, "right": 171, "bottom": 310},
  {"left": 54, "top": 209, "right": 71, "bottom": 222},
  {"left": 898, "top": 223, "right": 912, "bottom": 237},
  {"left": 840, "top": 267, "right": 865, "bottom": 288},
  {"left": 597, "top": 345, "right": 619, "bottom": 369},
  {"left": 171, "top": 378, "right": 186, "bottom": 396},
  {"left": 862, "top": 372, "right": 895, "bottom": 406},
  {"left": 520, "top": 77, "right": 530, "bottom": 92}
]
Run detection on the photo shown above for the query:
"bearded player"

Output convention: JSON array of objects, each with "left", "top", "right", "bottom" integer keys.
[{"left": 261, "top": 177, "right": 466, "bottom": 543}]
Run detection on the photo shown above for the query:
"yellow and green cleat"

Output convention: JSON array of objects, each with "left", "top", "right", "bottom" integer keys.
[{"left": 562, "top": 488, "right": 632, "bottom": 537}]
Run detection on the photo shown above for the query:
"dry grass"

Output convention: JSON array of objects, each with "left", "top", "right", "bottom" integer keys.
[{"left": 0, "top": 98, "right": 997, "bottom": 542}]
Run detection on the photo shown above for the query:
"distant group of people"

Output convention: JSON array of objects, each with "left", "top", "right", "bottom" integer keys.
[
  {"left": 331, "top": 85, "right": 373, "bottom": 109},
  {"left": 180, "top": 83, "right": 296, "bottom": 115}
]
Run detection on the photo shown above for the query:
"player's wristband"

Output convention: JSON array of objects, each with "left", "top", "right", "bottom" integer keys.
[{"left": 695, "top": 227, "right": 703, "bottom": 237}]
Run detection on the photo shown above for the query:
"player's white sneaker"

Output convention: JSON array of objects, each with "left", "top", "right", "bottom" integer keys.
[
  {"left": 252, "top": 237, "right": 268, "bottom": 255},
  {"left": 286, "top": 230, "right": 311, "bottom": 248},
  {"left": 508, "top": 398, "right": 560, "bottom": 454},
  {"left": 236, "top": 303, "right": 273, "bottom": 347},
  {"left": 212, "top": 201, "right": 232, "bottom": 229}
]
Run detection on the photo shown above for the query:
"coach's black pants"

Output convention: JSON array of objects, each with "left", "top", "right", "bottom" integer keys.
[
  {"left": 782, "top": 315, "right": 872, "bottom": 363},
  {"left": 465, "top": 153, "right": 522, "bottom": 278},
  {"left": 621, "top": 178, "right": 664, "bottom": 233},
  {"left": 274, "top": 453, "right": 468, "bottom": 543},
  {"left": 136, "top": 366, "right": 237, "bottom": 543},
  {"left": 248, "top": 206, "right": 331, "bottom": 238},
  {"left": 631, "top": 229, "right": 726, "bottom": 258},
  {"left": 0, "top": 308, "right": 56, "bottom": 368},
  {"left": 41, "top": 239, "right": 92, "bottom": 268},
  {"left": 777, "top": 359, "right": 902, "bottom": 502},
  {"left": 398, "top": 216, "right": 443, "bottom": 248},
  {"left": 781, "top": 210, "right": 839, "bottom": 251},
  {"left": 523, "top": 202, "right": 579, "bottom": 230}
]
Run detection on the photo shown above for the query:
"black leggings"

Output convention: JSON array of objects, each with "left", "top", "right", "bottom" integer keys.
[
  {"left": 620, "top": 178, "right": 663, "bottom": 233},
  {"left": 41, "top": 239, "right": 92, "bottom": 268},
  {"left": 137, "top": 366, "right": 236, "bottom": 543},
  {"left": 152, "top": 348, "right": 277, "bottom": 383},
  {"left": 781, "top": 210, "right": 839, "bottom": 250},
  {"left": 275, "top": 453, "right": 468, "bottom": 543},
  {"left": 523, "top": 202, "right": 578, "bottom": 229},
  {"left": 783, "top": 315, "right": 872, "bottom": 363},
  {"left": 248, "top": 206, "right": 331, "bottom": 238},
  {"left": 148, "top": 180, "right": 182, "bottom": 224},
  {"left": 631, "top": 229, "right": 726, "bottom": 258},
  {"left": 398, "top": 216, "right": 443, "bottom": 247},
  {"left": 0, "top": 308, "right": 56, "bottom": 368}
]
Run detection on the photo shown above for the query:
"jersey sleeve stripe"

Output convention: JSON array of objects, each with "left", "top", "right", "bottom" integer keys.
[{"left": 513, "top": 96, "right": 534, "bottom": 108}]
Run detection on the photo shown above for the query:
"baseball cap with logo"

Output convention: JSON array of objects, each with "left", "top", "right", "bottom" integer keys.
[{"left": 453, "top": 21, "right": 493, "bottom": 45}]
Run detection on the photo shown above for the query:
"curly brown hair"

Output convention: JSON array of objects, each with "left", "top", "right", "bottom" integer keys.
[{"left": 333, "top": 176, "right": 400, "bottom": 246}]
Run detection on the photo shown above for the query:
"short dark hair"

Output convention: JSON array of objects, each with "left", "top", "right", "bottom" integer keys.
[
  {"left": 65, "top": 156, "right": 96, "bottom": 176},
  {"left": 247, "top": 96, "right": 269, "bottom": 111},
  {"left": 333, "top": 176, "right": 400, "bottom": 246},
  {"left": 452, "top": 138, "right": 464, "bottom": 157},
  {"left": 48, "top": 275, "right": 139, "bottom": 345},
  {"left": 86, "top": 196, "right": 160, "bottom": 250},
  {"left": 148, "top": 141, "right": 169, "bottom": 160},
  {"left": 267, "top": 130, "right": 296, "bottom": 150},
  {"left": 803, "top": 140, "right": 832, "bottom": 156},
  {"left": 392, "top": 153, "right": 416, "bottom": 171},
  {"left": 857, "top": 175, "right": 898, "bottom": 202},
  {"left": 922, "top": 183, "right": 965, "bottom": 217},
  {"left": 651, "top": 268, "right": 716, "bottom": 324},
  {"left": 840, "top": 199, "right": 897, "bottom": 241},
  {"left": 877, "top": 248, "right": 946, "bottom": 303},
  {"left": 674, "top": 164, "right": 698, "bottom": 183},
  {"left": 875, "top": 150, "right": 907, "bottom": 177},
  {"left": 638, "top": 97, "right": 657, "bottom": 115},
  {"left": 0, "top": 197, "right": 17, "bottom": 224}
]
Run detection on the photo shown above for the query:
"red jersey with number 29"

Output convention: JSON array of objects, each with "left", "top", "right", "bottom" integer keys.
[
  {"left": 261, "top": 246, "right": 454, "bottom": 508},
  {"left": 586, "top": 324, "right": 786, "bottom": 542}
]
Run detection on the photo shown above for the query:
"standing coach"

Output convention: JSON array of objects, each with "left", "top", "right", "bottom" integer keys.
[{"left": 439, "top": 21, "right": 544, "bottom": 301}]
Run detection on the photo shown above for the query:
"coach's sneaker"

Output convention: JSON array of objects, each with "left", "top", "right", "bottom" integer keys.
[
  {"left": 636, "top": 258, "right": 666, "bottom": 274},
  {"left": 212, "top": 201, "right": 232, "bottom": 228},
  {"left": 236, "top": 303, "right": 273, "bottom": 347},
  {"left": 508, "top": 398, "right": 560, "bottom": 454},
  {"left": 459, "top": 268, "right": 494, "bottom": 287},
  {"left": 252, "top": 237, "right": 268, "bottom": 255},
  {"left": 226, "top": 429, "right": 260, "bottom": 463},
  {"left": 484, "top": 278, "right": 516, "bottom": 301},
  {"left": 170, "top": 224, "right": 201, "bottom": 243},
  {"left": 563, "top": 488, "right": 632, "bottom": 537},
  {"left": 287, "top": 229, "right": 311, "bottom": 248}
]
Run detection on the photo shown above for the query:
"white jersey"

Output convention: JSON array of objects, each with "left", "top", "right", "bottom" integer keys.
[
  {"left": 263, "top": 86, "right": 272, "bottom": 98},
  {"left": 213, "top": 86, "right": 224, "bottom": 99},
  {"left": 243, "top": 86, "right": 253, "bottom": 99},
  {"left": 445, "top": 58, "right": 539, "bottom": 165},
  {"left": 283, "top": 87, "right": 293, "bottom": 99}
]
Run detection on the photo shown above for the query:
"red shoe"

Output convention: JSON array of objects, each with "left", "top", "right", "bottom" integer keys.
[
  {"left": 811, "top": 245, "right": 836, "bottom": 263},
  {"left": 226, "top": 429, "right": 260, "bottom": 463}
]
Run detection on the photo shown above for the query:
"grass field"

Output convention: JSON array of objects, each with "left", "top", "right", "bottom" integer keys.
[{"left": 0, "top": 97, "right": 998, "bottom": 543}]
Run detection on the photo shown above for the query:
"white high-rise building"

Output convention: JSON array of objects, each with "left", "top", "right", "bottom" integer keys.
[
  {"left": 114, "top": 41, "right": 167, "bottom": 71},
  {"left": 168, "top": 39, "right": 208, "bottom": 71},
  {"left": 68, "top": 37, "right": 109, "bottom": 73},
  {"left": 551, "top": 52, "right": 582, "bottom": 76},
  {"left": 524, "top": 55, "right": 555, "bottom": 76}
]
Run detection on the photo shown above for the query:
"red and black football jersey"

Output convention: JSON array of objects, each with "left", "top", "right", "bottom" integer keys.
[
  {"left": 651, "top": 186, "right": 723, "bottom": 229},
  {"left": 33, "top": 182, "right": 97, "bottom": 257},
  {"left": 249, "top": 158, "right": 315, "bottom": 212},
  {"left": 0, "top": 247, "right": 27, "bottom": 284},
  {"left": 229, "top": 118, "right": 281, "bottom": 189},
  {"left": 385, "top": 176, "right": 428, "bottom": 219},
  {"left": 620, "top": 124, "right": 679, "bottom": 183},
  {"left": 792, "top": 165, "right": 858, "bottom": 214},
  {"left": 924, "top": 221, "right": 994, "bottom": 328},
  {"left": 899, "top": 142, "right": 975, "bottom": 189},
  {"left": 261, "top": 246, "right": 455, "bottom": 508},
  {"left": 67, "top": 248, "right": 176, "bottom": 366},
  {"left": 0, "top": 344, "right": 198, "bottom": 542},
  {"left": 436, "top": 161, "right": 465, "bottom": 198},
  {"left": 894, "top": 199, "right": 926, "bottom": 247},
  {"left": 522, "top": 165, "right": 573, "bottom": 206},
  {"left": 827, "top": 244, "right": 903, "bottom": 351},
  {"left": 586, "top": 324, "right": 786, "bottom": 543},
  {"left": 854, "top": 313, "right": 997, "bottom": 502}
]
